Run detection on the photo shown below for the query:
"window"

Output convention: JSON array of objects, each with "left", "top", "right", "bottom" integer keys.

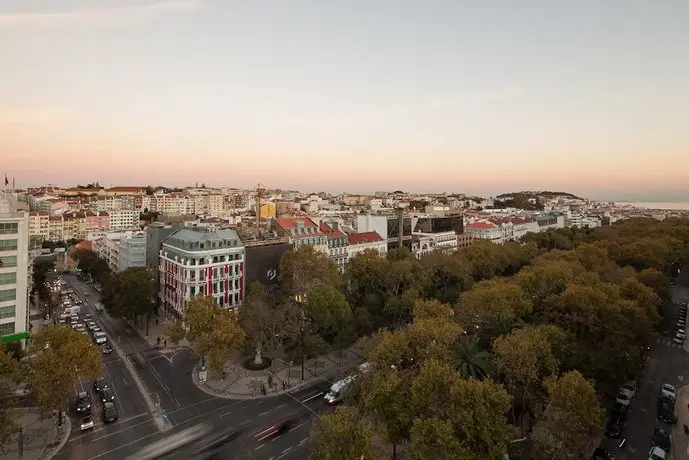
[
  {"left": 0, "top": 273, "right": 16, "bottom": 285},
  {"left": 0, "top": 223, "right": 18, "bottom": 234},
  {"left": 0, "top": 322, "right": 15, "bottom": 336},
  {"left": 0, "top": 306, "right": 15, "bottom": 319},
  {"left": 0, "top": 289, "right": 16, "bottom": 302},
  {"left": 0, "top": 239, "right": 18, "bottom": 251},
  {"left": 0, "top": 256, "right": 17, "bottom": 267}
]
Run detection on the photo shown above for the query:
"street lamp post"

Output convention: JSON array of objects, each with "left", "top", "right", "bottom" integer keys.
[{"left": 300, "top": 326, "right": 305, "bottom": 381}]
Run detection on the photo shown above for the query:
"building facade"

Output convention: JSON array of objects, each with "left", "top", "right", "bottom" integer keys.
[
  {"left": 158, "top": 227, "right": 245, "bottom": 320},
  {"left": 347, "top": 231, "right": 387, "bottom": 260},
  {"left": 108, "top": 210, "right": 139, "bottom": 230},
  {"left": 118, "top": 232, "right": 147, "bottom": 271},
  {"left": 271, "top": 217, "right": 329, "bottom": 254},
  {"left": 0, "top": 201, "right": 30, "bottom": 342},
  {"left": 319, "top": 223, "right": 349, "bottom": 273}
]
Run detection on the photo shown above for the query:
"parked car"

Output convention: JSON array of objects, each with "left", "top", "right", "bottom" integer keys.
[
  {"left": 100, "top": 343, "right": 113, "bottom": 354},
  {"left": 620, "top": 381, "right": 637, "bottom": 399},
  {"left": 76, "top": 391, "right": 91, "bottom": 414},
  {"left": 605, "top": 410, "right": 626, "bottom": 438},
  {"left": 660, "top": 384, "right": 676, "bottom": 401},
  {"left": 649, "top": 446, "right": 668, "bottom": 460},
  {"left": 94, "top": 378, "right": 109, "bottom": 393},
  {"left": 651, "top": 428, "right": 671, "bottom": 451},
  {"left": 616, "top": 391, "right": 632, "bottom": 407},
  {"left": 657, "top": 398, "right": 676, "bottom": 424},
  {"left": 591, "top": 448, "right": 614, "bottom": 460},
  {"left": 80, "top": 414, "right": 94, "bottom": 431},
  {"left": 102, "top": 402, "right": 118, "bottom": 423},
  {"left": 101, "top": 387, "right": 115, "bottom": 403}
]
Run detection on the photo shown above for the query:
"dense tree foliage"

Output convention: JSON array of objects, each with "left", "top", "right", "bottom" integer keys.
[
  {"left": 24, "top": 325, "right": 101, "bottom": 415},
  {"left": 180, "top": 295, "right": 245, "bottom": 374},
  {"left": 101, "top": 267, "right": 156, "bottom": 320},
  {"left": 305, "top": 217, "right": 689, "bottom": 458},
  {"left": 72, "top": 248, "right": 111, "bottom": 285},
  {"left": 0, "top": 346, "right": 20, "bottom": 449}
]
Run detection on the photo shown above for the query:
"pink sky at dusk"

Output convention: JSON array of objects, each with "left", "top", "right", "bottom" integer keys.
[{"left": 1, "top": 1, "right": 689, "bottom": 201}]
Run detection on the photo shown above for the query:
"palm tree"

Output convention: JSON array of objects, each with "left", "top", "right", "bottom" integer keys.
[
  {"left": 488, "top": 314, "right": 520, "bottom": 340},
  {"left": 454, "top": 335, "right": 493, "bottom": 380}
]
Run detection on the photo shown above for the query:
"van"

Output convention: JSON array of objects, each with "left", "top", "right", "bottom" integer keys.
[
  {"left": 64, "top": 305, "right": 81, "bottom": 315},
  {"left": 94, "top": 332, "right": 107, "bottom": 344},
  {"left": 324, "top": 375, "right": 357, "bottom": 405}
]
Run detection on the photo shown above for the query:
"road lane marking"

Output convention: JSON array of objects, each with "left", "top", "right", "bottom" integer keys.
[
  {"left": 278, "top": 447, "right": 292, "bottom": 458},
  {"left": 67, "top": 413, "right": 150, "bottom": 443},
  {"left": 275, "top": 403, "right": 287, "bottom": 409},
  {"left": 301, "top": 391, "right": 324, "bottom": 403},
  {"left": 259, "top": 411, "right": 270, "bottom": 416},
  {"left": 289, "top": 421, "right": 308, "bottom": 432},
  {"left": 299, "top": 438, "right": 308, "bottom": 445},
  {"left": 148, "top": 364, "right": 181, "bottom": 408},
  {"left": 255, "top": 444, "right": 266, "bottom": 450}
]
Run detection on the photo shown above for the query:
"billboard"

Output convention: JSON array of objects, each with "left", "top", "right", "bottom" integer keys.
[{"left": 244, "top": 242, "right": 291, "bottom": 292}]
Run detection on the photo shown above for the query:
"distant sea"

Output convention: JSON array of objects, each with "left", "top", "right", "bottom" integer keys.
[{"left": 615, "top": 202, "right": 689, "bottom": 211}]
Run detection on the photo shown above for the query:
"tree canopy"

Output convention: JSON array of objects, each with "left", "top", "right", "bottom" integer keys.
[
  {"left": 101, "top": 267, "right": 156, "bottom": 320},
  {"left": 72, "top": 249, "right": 111, "bottom": 285},
  {"left": 181, "top": 295, "right": 245, "bottom": 374},
  {"left": 298, "top": 217, "right": 689, "bottom": 458},
  {"left": 24, "top": 325, "right": 101, "bottom": 415}
]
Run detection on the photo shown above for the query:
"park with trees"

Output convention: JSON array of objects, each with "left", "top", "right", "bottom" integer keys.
[{"left": 64, "top": 216, "right": 689, "bottom": 459}]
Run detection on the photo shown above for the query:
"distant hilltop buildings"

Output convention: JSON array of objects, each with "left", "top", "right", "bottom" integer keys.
[{"left": 0, "top": 184, "right": 684, "bottom": 326}]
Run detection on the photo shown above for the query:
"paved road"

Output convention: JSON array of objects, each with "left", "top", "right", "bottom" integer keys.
[
  {"left": 599, "top": 270, "right": 689, "bottom": 460},
  {"left": 53, "top": 273, "right": 339, "bottom": 459}
]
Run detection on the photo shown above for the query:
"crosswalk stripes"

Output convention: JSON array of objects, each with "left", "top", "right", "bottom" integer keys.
[{"left": 655, "top": 337, "right": 684, "bottom": 349}]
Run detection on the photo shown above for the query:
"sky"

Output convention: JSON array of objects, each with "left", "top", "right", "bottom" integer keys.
[{"left": 1, "top": 0, "right": 689, "bottom": 201}]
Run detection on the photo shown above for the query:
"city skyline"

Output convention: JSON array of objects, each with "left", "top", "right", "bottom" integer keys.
[{"left": 2, "top": 1, "right": 689, "bottom": 201}]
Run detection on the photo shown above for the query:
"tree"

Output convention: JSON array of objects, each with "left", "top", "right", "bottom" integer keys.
[
  {"left": 239, "top": 282, "right": 299, "bottom": 365},
  {"left": 412, "top": 299, "right": 454, "bottom": 321},
  {"left": 101, "top": 267, "right": 155, "bottom": 321},
  {"left": 25, "top": 325, "right": 101, "bottom": 415},
  {"left": 309, "top": 406, "right": 376, "bottom": 460},
  {"left": 421, "top": 251, "right": 473, "bottom": 303},
  {"left": 493, "top": 326, "right": 563, "bottom": 434},
  {"left": 409, "top": 418, "right": 471, "bottom": 460},
  {"left": 454, "top": 335, "right": 492, "bottom": 380},
  {"left": 183, "top": 296, "right": 245, "bottom": 375},
  {"left": 362, "top": 371, "right": 414, "bottom": 459},
  {"left": 637, "top": 267, "right": 671, "bottom": 302},
  {"left": 532, "top": 371, "right": 604, "bottom": 460},
  {"left": 32, "top": 259, "right": 54, "bottom": 300},
  {"left": 0, "top": 346, "right": 19, "bottom": 450},
  {"left": 72, "top": 249, "right": 111, "bottom": 285},
  {"left": 455, "top": 279, "right": 532, "bottom": 330},
  {"left": 305, "top": 284, "right": 354, "bottom": 344},
  {"left": 278, "top": 246, "right": 340, "bottom": 298},
  {"left": 165, "top": 322, "right": 186, "bottom": 347}
]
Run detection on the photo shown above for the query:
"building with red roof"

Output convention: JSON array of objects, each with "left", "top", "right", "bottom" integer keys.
[{"left": 347, "top": 231, "right": 387, "bottom": 260}]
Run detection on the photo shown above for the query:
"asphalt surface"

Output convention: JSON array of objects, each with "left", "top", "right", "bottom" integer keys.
[
  {"left": 599, "top": 269, "right": 689, "bottom": 460},
  {"left": 52, "top": 273, "right": 340, "bottom": 460}
]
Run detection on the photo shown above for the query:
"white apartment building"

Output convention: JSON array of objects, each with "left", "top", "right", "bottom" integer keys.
[
  {"left": 412, "top": 230, "right": 458, "bottom": 258},
  {"left": 28, "top": 212, "right": 50, "bottom": 242},
  {"left": 150, "top": 194, "right": 189, "bottom": 214},
  {"left": 118, "top": 231, "right": 147, "bottom": 271},
  {"left": 465, "top": 222, "right": 503, "bottom": 243},
  {"left": 347, "top": 232, "right": 387, "bottom": 260},
  {"left": 108, "top": 210, "right": 139, "bottom": 230},
  {"left": 159, "top": 227, "right": 245, "bottom": 321},
  {"left": 0, "top": 197, "right": 30, "bottom": 343},
  {"left": 92, "top": 232, "right": 124, "bottom": 272}
]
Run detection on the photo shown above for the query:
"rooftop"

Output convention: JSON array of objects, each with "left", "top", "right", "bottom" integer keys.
[
  {"left": 348, "top": 231, "right": 384, "bottom": 245},
  {"left": 164, "top": 227, "right": 242, "bottom": 251}
]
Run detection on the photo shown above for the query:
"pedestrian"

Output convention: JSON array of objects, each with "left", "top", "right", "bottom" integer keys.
[
  {"left": 222, "top": 370, "right": 226, "bottom": 382},
  {"left": 261, "top": 383, "right": 267, "bottom": 395},
  {"left": 163, "top": 339, "right": 167, "bottom": 348},
  {"left": 268, "top": 374, "right": 273, "bottom": 388},
  {"left": 157, "top": 337, "right": 161, "bottom": 345},
  {"left": 282, "top": 380, "right": 287, "bottom": 390}
]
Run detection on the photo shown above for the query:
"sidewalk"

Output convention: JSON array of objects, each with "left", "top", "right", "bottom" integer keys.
[
  {"left": 0, "top": 408, "right": 71, "bottom": 460},
  {"left": 128, "top": 316, "right": 191, "bottom": 354},
  {"left": 192, "top": 346, "right": 367, "bottom": 399},
  {"left": 673, "top": 385, "right": 689, "bottom": 460}
]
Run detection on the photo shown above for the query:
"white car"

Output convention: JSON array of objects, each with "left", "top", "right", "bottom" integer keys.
[
  {"left": 649, "top": 446, "right": 667, "bottom": 460},
  {"left": 620, "top": 381, "right": 637, "bottom": 399},
  {"left": 673, "top": 335, "right": 684, "bottom": 345},
  {"left": 94, "top": 331, "right": 107, "bottom": 344},
  {"left": 661, "top": 383, "right": 676, "bottom": 400},
  {"left": 616, "top": 391, "right": 632, "bottom": 407},
  {"left": 677, "top": 331, "right": 686, "bottom": 339}
]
